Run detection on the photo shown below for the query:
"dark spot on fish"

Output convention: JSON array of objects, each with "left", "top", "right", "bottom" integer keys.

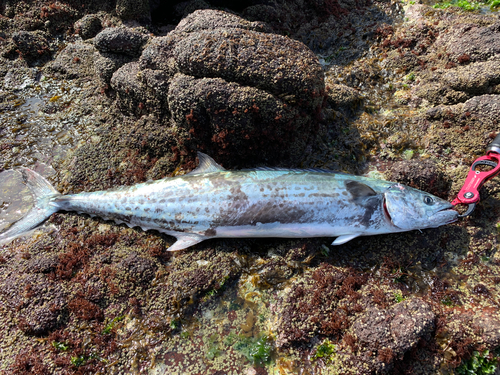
[
  {"left": 310, "top": 193, "right": 337, "bottom": 198},
  {"left": 125, "top": 207, "right": 131, "bottom": 211},
  {"left": 360, "top": 196, "right": 383, "bottom": 227},
  {"left": 205, "top": 228, "right": 217, "bottom": 237},
  {"left": 144, "top": 208, "right": 150, "bottom": 212},
  {"left": 112, "top": 214, "right": 132, "bottom": 223},
  {"left": 154, "top": 208, "right": 163, "bottom": 214},
  {"left": 159, "top": 199, "right": 165, "bottom": 203}
]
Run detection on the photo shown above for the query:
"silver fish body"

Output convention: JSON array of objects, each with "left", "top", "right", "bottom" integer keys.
[{"left": 0, "top": 153, "right": 458, "bottom": 250}]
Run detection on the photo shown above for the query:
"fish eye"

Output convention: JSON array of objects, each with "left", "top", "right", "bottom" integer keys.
[{"left": 423, "top": 196, "right": 434, "bottom": 205}]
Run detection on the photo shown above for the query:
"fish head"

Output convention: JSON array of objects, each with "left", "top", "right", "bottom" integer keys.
[{"left": 383, "top": 183, "right": 458, "bottom": 231}]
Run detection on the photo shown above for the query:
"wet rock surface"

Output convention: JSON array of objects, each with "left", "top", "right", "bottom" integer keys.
[{"left": 0, "top": 0, "right": 500, "bottom": 374}]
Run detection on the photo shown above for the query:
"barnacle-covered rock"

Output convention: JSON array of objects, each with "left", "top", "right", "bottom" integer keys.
[
  {"left": 74, "top": 14, "right": 102, "bottom": 40},
  {"left": 351, "top": 298, "right": 435, "bottom": 373},
  {"left": 44, "top": 43, "right": 97, "bottom": 79},
  {"left": 110, "top": 9, "right": 325, "bottom": 166},
  {"left": 167, "top": 73, "right": 310, "bottom": 165},
  {"left": 413, "top": 61, "right": 500, "bottom": 105},
  {"left": 116, "top": 0, "right": 151, "bottom": 23},
  {"left": 386, "top": 159, "right": 451, "bottom": 199},
  {"left": 11, "top": 31, "right": 50, "bottom": 62},
  {"left": 431, "top": 22, "right": 500, "bottom": 63},
  {"left": 94, "top": 27, "right": 150, "bottom": 57},
  {"left": 0, "top": 272, "right": 67, "bottom": 335}
]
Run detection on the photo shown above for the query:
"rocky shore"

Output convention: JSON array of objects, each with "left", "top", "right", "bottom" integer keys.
[{"left": 0, "top": 1, "right": 499, "bottom": 374}]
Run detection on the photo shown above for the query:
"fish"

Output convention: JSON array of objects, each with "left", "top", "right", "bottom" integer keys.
[{"left": 0, "top": 153, "right": 458, "bottom": 250}]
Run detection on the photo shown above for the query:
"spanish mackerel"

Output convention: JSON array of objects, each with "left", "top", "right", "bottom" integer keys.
[{"left": 0, "top": 153, "right": 458, "bottom": 250}]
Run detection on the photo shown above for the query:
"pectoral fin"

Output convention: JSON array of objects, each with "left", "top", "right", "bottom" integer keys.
[
  {"left": 345, "top": 180, "right": 377, "bottom": 204},
  {"left": 168, "top": 233, "right": 206, "bottom": 251},
  {"left": 332, "top": 234, "right": 360, "bottom": 245}
]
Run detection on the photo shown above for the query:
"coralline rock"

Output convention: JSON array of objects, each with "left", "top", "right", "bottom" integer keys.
[{"left": 94, "top": 27, "right": 150, "bottom": 56}]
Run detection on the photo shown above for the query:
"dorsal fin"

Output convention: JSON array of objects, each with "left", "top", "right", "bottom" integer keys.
[{"left": 187, "top": 152, "right": 226, "bottom": 175}]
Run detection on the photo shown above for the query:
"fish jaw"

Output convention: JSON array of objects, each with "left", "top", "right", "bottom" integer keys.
[{"left": 426, "top": 205, "right": 459, "bottom": 227}]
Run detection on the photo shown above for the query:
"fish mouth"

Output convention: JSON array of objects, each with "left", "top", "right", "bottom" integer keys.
[
  {"left": 440, "top": 207, "right": 460, "bottom": 223},
  {"left": 430, "top": 205, "right": 459, "bottom": 226}
]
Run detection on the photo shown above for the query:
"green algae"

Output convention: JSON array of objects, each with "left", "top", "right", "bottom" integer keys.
[
  {"left": 432, "top": 0, "right": 499, "bottom": 10},
  {"left": 313, "top": 340, "right": 336, "bottom": 361},
  {"left": 432, "top": 0, "right": 481, "bottom": 10},
  {"left": 51, "top": 341, "right": 69, "bottom": 351},
  {"left": 394, "top": 290, "right": 405, "bottom": 303},
  {"left": 103, "top": 315, "right": 125, "bottom": 334},
  {"left": 232, "top": 335, "right": 274, "bottom": 366},
  {"left": 456, "top": 350, "right": 499, "bottom": 375}
]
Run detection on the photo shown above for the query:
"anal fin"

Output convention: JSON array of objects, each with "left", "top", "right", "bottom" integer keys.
[
  {"left": 332, "top": 234, "right": 360, "bottom": 245},
  {"left": 168, "top": 233, "right": 206, "bottom": 251}
]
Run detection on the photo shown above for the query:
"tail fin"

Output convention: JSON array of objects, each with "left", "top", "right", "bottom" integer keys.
[{"left": 0, "top": 168, "right": 61, "bottom": 245}]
